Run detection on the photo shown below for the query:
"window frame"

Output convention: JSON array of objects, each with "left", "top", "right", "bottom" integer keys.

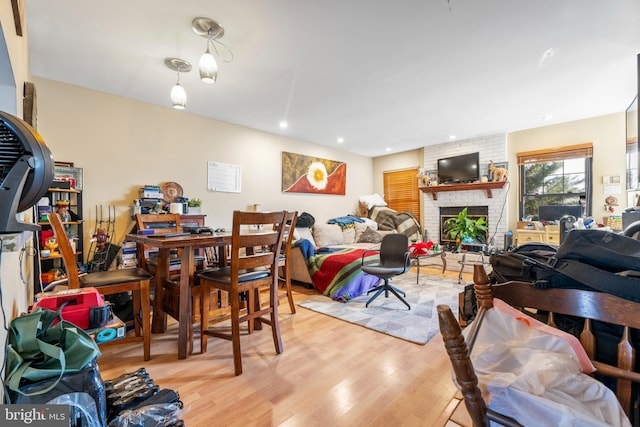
[
  {"left": 383, "top": 167, "right": 421, "bottom": 222},
  {"left": 517, "top": 143, "right": 593, "bottom": 221}
]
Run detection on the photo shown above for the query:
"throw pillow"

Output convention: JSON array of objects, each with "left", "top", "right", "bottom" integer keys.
[
  {"left": 358, "top": 193, "right": 388, "bottom": 210},
  {"left": 342, "top": 227, "right": 356, "bottom": 244},
  {"left": 313, "top": 224, "right": 345, "bottom": 247},
  {"left": 354, "top": 219, "right": 378, "bottom": 242},
  {"left": 294, "top": 227, "right": 316, "bottom": 248},
  {"left": 357, "top": 226, "right": 383, "bottom": 243}
]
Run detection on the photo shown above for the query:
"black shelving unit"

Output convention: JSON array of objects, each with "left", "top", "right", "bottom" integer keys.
[{"left": 36, "top": 187, "right": 84, "bottom": 292}]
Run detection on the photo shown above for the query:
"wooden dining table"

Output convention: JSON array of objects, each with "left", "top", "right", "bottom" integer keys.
[{"left": 125, "top": 232, "right": 231, "bottom": 359}]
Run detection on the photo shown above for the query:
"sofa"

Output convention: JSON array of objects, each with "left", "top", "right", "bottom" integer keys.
[{"left": 290, "top": 218, "right": 391, "bottom": 286}]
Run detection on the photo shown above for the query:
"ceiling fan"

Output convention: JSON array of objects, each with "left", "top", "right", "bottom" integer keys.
[{"left": 0, "top": 111, "right": 54, "bottom": 234}]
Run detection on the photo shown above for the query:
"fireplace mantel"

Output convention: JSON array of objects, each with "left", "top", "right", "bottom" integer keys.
[{"left": 420, "top": 181, "right": 507, "bottom": 200}]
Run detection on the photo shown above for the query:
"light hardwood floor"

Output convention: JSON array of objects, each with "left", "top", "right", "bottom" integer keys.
[{"left": 98, "top": 266, "right": 472, "bottom": 427}]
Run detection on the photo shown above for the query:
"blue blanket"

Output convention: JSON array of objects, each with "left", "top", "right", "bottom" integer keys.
[
  {"left": 293, "top": 238, "right": 315, "bottom": 259},
  {"left": 327, "top": 214, "right": 365, "bottom": 228}
]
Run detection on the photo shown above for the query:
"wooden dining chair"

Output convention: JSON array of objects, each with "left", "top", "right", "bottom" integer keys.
[
  {"left": 438, "top": 264, "right": 640, "bottom": 427},
  {"left": 197, "top": 210, "right": 287, "bottom": 375},
  {"left": 276, "top": 210, "right": 298, "bottom": 313},
  {"left": 135, "top": 213, "right": 181, "bottom": 268},
  {"left": 135, "top": 213, "right": 210, "bottom": 325},
  {"left": 135, "top": 213, "right": 208, "bottom": 272},
  {"left": 48, "top": 212, "right": 153, "bottom": 360}
]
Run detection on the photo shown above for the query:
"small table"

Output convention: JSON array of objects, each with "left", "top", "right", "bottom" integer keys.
[
  {"left": 457, "top": 250, "right": 487, "bottom": 284},
  {"left": 411, "top": 251, "right": 447, "bottom": 284}
]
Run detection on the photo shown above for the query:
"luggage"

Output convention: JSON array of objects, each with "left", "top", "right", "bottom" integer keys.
[
  {"left": 489, "top": 230, "right": 640, "bottom": 303},
  {"left": 536, "top": 230, "right": 640, "bottom": 303},
  {"left": 488, "top": 242, "right": 557, "bottom": 284},
  {"left": 4, "top": 307, "right": 105, "bottom": 426}
]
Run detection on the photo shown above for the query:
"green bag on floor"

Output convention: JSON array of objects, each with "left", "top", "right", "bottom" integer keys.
[{"left": 4, "top": 307, "right": 101, "bottom": 396}]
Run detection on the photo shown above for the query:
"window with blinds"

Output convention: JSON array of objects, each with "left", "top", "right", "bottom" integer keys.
[
  {"left": 517, "top": 143, "right": 593, "bottom": 220},
  {"left": 383, "top": 168, "right": 421, "bottom": 220}
]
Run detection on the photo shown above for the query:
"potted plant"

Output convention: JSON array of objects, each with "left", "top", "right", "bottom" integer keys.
[
  {"left": 443, "top": 207, "right": 488, "bottom": 249},
  {"left": 187, "top": 198, "right": 202, "bottom": 214}
]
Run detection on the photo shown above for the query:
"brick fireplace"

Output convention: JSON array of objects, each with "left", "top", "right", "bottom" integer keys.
[{"left": 422, "top": 133, "right": 509, "bottom": 250}]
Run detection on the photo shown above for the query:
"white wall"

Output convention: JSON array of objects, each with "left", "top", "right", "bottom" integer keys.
[
  {"left": 32, "top": 78, "right": 375, "bottom": 252},
  {"left": 507, "top": 112, "right": 627, "bottom": 229}
]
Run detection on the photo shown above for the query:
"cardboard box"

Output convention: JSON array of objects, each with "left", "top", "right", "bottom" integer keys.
[{"left": 86, "top": 314, "right": 127, "bottom": 344}]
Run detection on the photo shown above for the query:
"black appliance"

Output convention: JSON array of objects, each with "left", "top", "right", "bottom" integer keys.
[
  {"left": 538, "top": 205, "right": 582, "bottom": 222},
  {"left": 0, "top": 111, "right": 54, "bottom": 233}
]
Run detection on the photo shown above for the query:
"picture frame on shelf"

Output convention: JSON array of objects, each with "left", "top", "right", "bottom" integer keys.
[{"left": 426, "top": 170, "right": 438, "bottom": 184}]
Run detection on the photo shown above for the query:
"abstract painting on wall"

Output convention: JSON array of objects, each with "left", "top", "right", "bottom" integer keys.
[{"left": 282, "top": 152, "right": 346, "bottom": 195}]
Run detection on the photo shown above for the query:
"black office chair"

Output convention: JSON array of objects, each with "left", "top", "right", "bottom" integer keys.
[{"left": 361, "top": 234, "right": 411, "bottom": 310}]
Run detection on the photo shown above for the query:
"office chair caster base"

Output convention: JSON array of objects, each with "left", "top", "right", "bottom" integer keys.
[{"left": 365, "top": 282, "right": 411, "bottom": 310}]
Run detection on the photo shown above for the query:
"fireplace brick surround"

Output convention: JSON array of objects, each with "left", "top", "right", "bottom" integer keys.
[{"left": 422, "top": 133, "right": 509, "bottom": 251}]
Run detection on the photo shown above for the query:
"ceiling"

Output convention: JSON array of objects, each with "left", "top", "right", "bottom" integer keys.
[{"left": 24, "top": 0, "right": 640, "bottom": 157}]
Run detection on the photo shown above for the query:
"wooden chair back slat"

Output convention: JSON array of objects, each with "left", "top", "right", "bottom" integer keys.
[
  {"left": 47, "top": 212, "right": 81, "bottom": 289},
  {"left": 229, "top": 212, "right": 285, "bottom": 278},
  {"left": 581, "top": 318, "right": 596, "bottom": 358},
  {"left": 134, "top": 214, "right": 181, "bottom": 270},
  {"left": 276, "top": 211, "right": 298, "bottom": 313}
]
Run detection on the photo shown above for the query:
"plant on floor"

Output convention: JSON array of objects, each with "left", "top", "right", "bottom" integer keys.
[{"left": 443, "top": 207, "right": 487, "bottom": 246}]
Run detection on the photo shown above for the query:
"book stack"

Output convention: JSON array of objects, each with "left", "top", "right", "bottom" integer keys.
[
  {"left": 140, "top": 185, "right": 163, "bottom": 199},
  {"left": 121, "top": 241, "right": 138, "bottom": 269}
]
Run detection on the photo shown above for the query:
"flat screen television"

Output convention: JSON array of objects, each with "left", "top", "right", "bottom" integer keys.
[
  {"left": 437, "top": 152, "right": 480, "bottom": 184},
  {"left": 538, "top": 205, "right": 583, "bottom": 222}
]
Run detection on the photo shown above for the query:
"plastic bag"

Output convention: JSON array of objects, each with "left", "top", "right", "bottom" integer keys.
[
  {"left": 107, "top": 403, "right": 182, "bottom": 427},
  {"left": 463, "top": 300, "right": 630, "bottom": 427}
]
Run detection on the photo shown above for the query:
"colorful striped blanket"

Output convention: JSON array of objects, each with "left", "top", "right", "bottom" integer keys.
[{"left": 307, "top": 248, "right": 381, "bottom": 301}]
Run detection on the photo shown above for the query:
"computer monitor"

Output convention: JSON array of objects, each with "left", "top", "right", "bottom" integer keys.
[{"left": 538, "top": 205, "right": 582, "bottom": 222}]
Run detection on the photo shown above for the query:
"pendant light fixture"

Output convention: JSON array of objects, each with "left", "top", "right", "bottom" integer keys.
[
  {"left": 164, "top": 58, "right": 192, "bottom": 110},
  {"left": 192, "top": 17, "right": 234, "bottom": 84}
]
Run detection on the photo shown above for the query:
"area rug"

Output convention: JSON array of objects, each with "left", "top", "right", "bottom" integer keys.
[{"left": 298, "top": 272, "right": 461, "bottom": 345}]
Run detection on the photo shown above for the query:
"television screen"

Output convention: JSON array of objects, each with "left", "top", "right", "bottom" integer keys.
[
  {"left": 437, "top": 152, "right": 480, "bottom": 184},
  {"left": 538, "top": 205, "right": 583, "bottom": 222}
]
